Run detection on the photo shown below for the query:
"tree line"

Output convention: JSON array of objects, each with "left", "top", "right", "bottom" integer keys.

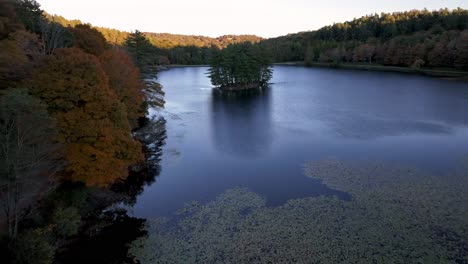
[
  {"left": 46, "top": 13, "right": 263, "bottom": 66},
  {"left": 260, "top": 8, "right": 468, "bottom": 69},
  {"left": 47, "top": 8, "right": 468, "bottom": 70}
]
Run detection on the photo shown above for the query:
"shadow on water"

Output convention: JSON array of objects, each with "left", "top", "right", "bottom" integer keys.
[
  {"left": 112, "top": 117, "right": 167, "bottom": 205},
  {"left": 209, "top": 86, "right": 351, "bottom": 205},
  {"left": 55, "top": 117, "right": 167, "bottom": 264},
  {"left": 210, "top": 87, "right": 273, "bottom": 157},
  {"left": 133, "top": 66, "right": 468, "bottom": 218}
]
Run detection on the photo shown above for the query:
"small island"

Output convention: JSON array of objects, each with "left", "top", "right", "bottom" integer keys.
[{"left": 208, "top": 42, "right": 273, "bottom": 91}]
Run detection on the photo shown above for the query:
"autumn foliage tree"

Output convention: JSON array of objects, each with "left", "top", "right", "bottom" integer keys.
[
  {"left": 99, "top": 49, "right": 145, "bottom": 127},
  {"left": 28, "top": 48, "right": 143, "bottom": 186},
  {"left": 0, "top": 2, "right": 152, "bottom": 261},
  {"left": 70, "top": 24, "right": 108, "bottom": 56}
]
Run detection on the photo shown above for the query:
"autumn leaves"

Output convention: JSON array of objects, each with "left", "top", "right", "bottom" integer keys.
[{"left": 28, "top": 47, "right": 146, "bottom": 186}]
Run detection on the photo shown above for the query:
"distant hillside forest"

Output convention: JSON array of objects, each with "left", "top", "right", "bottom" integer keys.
[
  {"left": 46, "top": 13, "right": 263, "bottom": 65},
  {"left": 262, "top": 8, "right": 468, "bottom": 69},
  {"left": 48, "top": 8, "right": 468, "bottom": 70}
]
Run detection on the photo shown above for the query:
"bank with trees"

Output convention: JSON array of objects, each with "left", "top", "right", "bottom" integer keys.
[
  {"left": 45, "top": 6, "right": 468, "bottom": 73},
  {"left": 261, "top": 8, "right": 468, "bottom": 71},
  {"left": 0, "top": 0, "right": 165, "bottom": 263}
]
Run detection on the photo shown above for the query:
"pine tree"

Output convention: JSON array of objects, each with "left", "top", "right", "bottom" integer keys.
[
  {"left": 124, "top": 30, "right": 153, "bottom": 72},
  {"left": 208, "top": 43, "right": 272, "bottom": 90}
]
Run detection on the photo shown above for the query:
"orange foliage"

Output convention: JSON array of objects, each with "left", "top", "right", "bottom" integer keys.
[
  {"left": 70, "top": 24, "right": 108, "bottom": 56},
  {"left": 28, "top": 48, "right": 143, "bottom": 186},
  {"left": 99, "top": 48, "right": 145, "bottom": 127}
]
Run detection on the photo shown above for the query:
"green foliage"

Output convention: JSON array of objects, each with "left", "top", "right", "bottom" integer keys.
[
  {"left": 51, "top": 206, "right": 81, "bottom": 237},
  {"left": 208, "top": 42, "right": 272, "bottom": 89},
  {"left": 261, "top": 8, "right": 468, "bottom": 69},
  {"left": 14, "top": 0, "right": 43, "bottom": 34},
  {"left": 130, "top": 160, "right": 468, "bottom": 263},
  {"left": 13, "top": 228, "right": 55, "bottom": 264},
  {"left": 124, "top": 30, "right": 154, "bottom": 72}
]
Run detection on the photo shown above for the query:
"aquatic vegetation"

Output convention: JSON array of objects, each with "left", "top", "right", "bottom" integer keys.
[{"left": 130, "top": 159, "right": 468, "bottom": 263}]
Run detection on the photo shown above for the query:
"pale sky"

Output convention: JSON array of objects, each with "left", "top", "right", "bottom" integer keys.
[{"left": 37, "top": 0, "right": 468, "bottom": 38}]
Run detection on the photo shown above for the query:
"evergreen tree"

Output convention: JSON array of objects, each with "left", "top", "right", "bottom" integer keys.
[
  {"left": 208, "top": 42, "right": 272, "bottom": 90},
  {"left": 124, "top": 30, "right": 153, "bottom": 72},
  {"left": 14, "top": 0, "right": 43, "bottom": 34}
]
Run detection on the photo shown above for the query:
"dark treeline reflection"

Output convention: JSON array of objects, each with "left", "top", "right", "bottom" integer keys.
[
  {"left": 211, "top": 88, "right": 273, "bottom": 157},
  {"left": 322, "top": 73, "right": 468, "bottom": 139},
  {"left": 55, "top": 117, "right": 167, "bottom": 264},
  {"left": 272, "top": 67, "right": 468, "bottom": 140},
  {"left": 111, "top": 117, "right": 167, "bottom": 204}
]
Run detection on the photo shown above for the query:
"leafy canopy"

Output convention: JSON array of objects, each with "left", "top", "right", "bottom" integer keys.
[{"left": 28, "top": 48, "right": 143, "bottom": 186}]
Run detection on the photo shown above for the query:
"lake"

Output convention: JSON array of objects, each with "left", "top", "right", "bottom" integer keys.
[{"left": 131, "top": 66, "right": 468, "bottom": 218}]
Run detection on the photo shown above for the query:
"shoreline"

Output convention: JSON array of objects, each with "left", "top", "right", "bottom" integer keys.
[
  {"left": 157, "top": 62, "right": 468, "bottom": 81},
  {"left": 275, "top": 62, "right": 468, "bottom": 80}
]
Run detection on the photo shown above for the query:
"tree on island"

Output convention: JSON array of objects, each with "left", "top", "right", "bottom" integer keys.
[{"left": 208, "top": 42, "right": 272, "bottom": 90}]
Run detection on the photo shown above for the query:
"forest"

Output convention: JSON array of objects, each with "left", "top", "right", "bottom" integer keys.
[
  {"left": 48, "top": 8, "right": 468, "bottom": 69},
  {"left": 261, "top": 8, "right": 468, "bottom": 69},
  {"left": 46, "top": 13, "right": 263, "bottom": 66},
  {"left": 0, "top": 0, "right": 165, "bottom": 263}
]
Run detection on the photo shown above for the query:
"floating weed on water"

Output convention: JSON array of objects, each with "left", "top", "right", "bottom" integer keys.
[{"left": 130, "top": 159, "right": 468, "bottom": 264}]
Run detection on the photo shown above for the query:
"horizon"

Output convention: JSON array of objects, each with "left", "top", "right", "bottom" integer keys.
[{"left": 37, "top": 0, "right": 468, "bottom": 38}]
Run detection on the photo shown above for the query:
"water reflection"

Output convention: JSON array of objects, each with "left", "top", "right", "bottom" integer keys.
[
  {"left": 272, "top": 66, "right": 468, "bottom": 140},
  {"left": 325, "top": 112, "right": 454, "bottom": 140},
  {"left": 112, "top": 117, "right": 167, "bottom": 205},
  {"left": 58, "top": 117, "right": 167, "bottom": 263},
  {"left": 132, "top": 66, "right": 468, "bottom": 218},
  {"left": 210, "top": 88, "right": 273, "bottom": 157},
  {"left": 312, "top": 71, "right": 468, "bottom": 139}
]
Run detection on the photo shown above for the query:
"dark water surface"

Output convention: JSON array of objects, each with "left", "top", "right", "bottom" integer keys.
[{"left": 132, "top": 66, "right": 468, "bottom": 218}]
